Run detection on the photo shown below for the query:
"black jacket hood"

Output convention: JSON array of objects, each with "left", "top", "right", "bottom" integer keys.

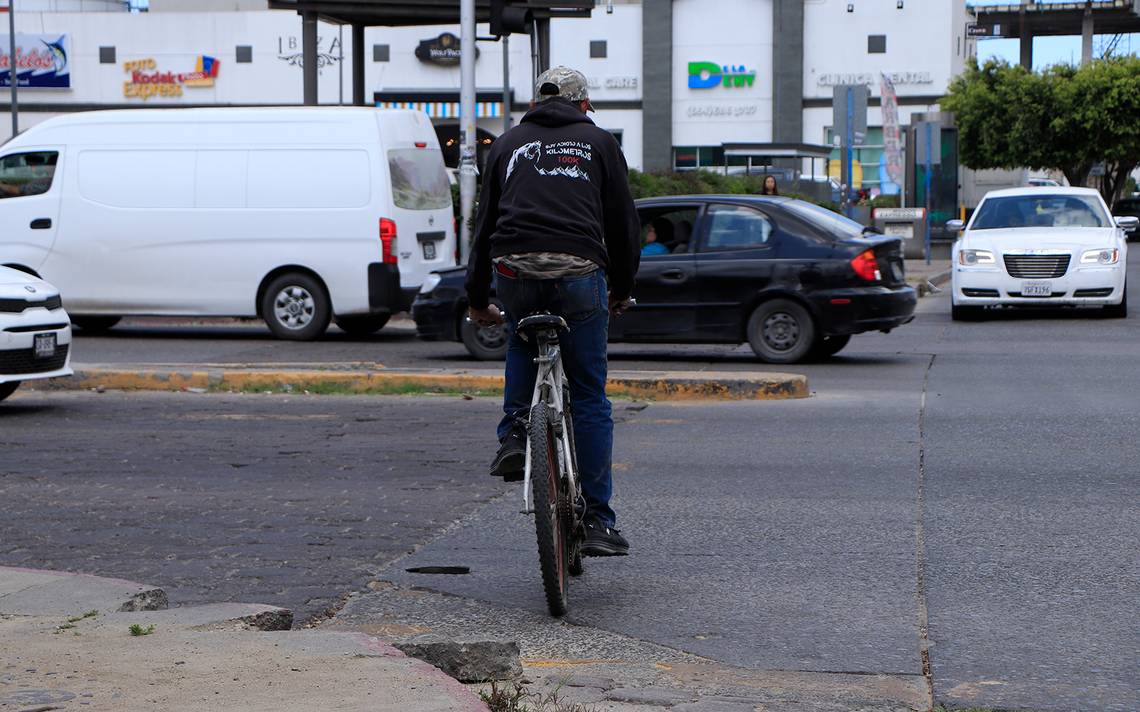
[{"left": 521, "top": 99, "right": 594, "bottom": 128}]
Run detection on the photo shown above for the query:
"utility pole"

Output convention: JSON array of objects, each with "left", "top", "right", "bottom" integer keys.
[
  {"left": 8, "top": 0, "right": 17, "bottom": 138},
  {"left": 458, "top": 0, "right": 477, "bottom": 264}
]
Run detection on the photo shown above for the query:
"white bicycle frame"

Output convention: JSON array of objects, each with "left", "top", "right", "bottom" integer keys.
[{"left": 522, "top": 339, "right": 578, "bottom": 515}]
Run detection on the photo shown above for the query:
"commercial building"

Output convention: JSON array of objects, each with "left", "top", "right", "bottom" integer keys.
[{"left": 2, "top": 0, "right": 969, "bottom": 196}]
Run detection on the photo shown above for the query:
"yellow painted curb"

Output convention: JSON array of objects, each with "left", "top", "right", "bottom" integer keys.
[{"left": 45, "top": 367, "right": 809, "bottom": 401}]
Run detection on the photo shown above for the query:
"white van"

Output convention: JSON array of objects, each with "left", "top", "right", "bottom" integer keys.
[{"left": 0, "top": 107, "right": 456, "bottom": 340}]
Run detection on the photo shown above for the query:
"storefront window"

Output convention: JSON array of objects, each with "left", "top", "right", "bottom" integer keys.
[
  {"left": 673, "top": 146, "right": 726, "bottom": 171},
  {"left": 674, "top": 146, "right": 698, "bottom": 169},
  {"left": 826, "top": 127, "right": 889, "bottom": 192}
]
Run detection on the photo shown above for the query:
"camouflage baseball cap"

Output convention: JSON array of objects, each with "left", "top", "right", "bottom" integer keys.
[{"left": 535, "top": 66, "right": 595, "bottom": 111}]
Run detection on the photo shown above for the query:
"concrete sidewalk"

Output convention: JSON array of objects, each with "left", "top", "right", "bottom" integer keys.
[{"left": 0, "top": 567, "right": 487, "bottom": 712}]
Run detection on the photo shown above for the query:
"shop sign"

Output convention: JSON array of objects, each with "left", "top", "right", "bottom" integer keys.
[
  {"left": 685, "top": 104, "right": 759, "bottom": 118},
  {"left": 817, "top": 71, "right": 932, "bottom": 87},
  {"left": 688, "top": 62, "right": 756, "bottom": 90},
  {"left": 586, "top": 76, "right": 638, "bottom": 90},
  {"left": 0, "top": 34, "right": 70, "bottom": 89},
  {"left": 123, "top": 55, "right": 220, "bottom": 100},
  {"left": 415, "top": 33, "right": 477, "bottom": 66},
  {"left": 277, "top": 33, "right": 342, "bottom": 70}
]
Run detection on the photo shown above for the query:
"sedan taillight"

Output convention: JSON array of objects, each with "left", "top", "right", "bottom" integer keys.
[{"left": 850, "top": 249, "right": 882, "bottom": 282}]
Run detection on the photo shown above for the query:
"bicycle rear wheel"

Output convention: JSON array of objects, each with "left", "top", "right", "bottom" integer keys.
[{"left": 530, "top": 401, "right": 570, "bottom": 616}]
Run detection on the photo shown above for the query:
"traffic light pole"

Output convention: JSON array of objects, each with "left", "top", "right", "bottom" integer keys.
[
  {"left": 458, "top": 0, "right": 477, "bottom": 264},
  {"left": 502, "top": 35, "right": 511, "bottom": 135}
]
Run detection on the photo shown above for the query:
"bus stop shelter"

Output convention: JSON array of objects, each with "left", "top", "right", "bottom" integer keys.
[{"left": 268, "top": 0, "right": 593, "bottom": 106}]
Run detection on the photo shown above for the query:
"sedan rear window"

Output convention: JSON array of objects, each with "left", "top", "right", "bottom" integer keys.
[
  {"left": 781, "top": 200, "right": 865, "bottom": 239},
  {"left": 972, "top": 194, "right": 1109, "bottom": 230},
  {"left": 388, "top": 148, "right": 451, "bottom": 210}
]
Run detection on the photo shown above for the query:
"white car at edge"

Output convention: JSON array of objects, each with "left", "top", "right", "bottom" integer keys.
[
  {"left": 0, "top": 266, "right": 73, "bottom": 402},
  {"left": 949, "top": 187, "right": 1137, "bottom": 321}
]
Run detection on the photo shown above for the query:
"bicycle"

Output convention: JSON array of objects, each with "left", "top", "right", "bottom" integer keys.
[{"left": 517, "top": 312, "right": 585, "bottom": 617}]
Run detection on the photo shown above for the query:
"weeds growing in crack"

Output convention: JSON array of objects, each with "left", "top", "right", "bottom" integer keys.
[{"left": 480, "top": 680, "right": 597, "bottom": 712}]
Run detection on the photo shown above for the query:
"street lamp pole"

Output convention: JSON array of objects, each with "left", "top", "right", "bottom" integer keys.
[{"left": 8, "top": 0, "right": 17, "bottom": 137}]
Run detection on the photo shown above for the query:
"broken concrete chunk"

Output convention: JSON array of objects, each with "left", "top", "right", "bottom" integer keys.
[{"left": 394, "top": 634, "right": 521, "bottom": 683}]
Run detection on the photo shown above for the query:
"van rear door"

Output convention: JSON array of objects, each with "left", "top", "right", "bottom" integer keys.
[{"left": 379, "top": 112, "right": 457, "bottom": 308}]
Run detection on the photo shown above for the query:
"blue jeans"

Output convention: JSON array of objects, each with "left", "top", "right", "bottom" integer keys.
[{"left": 495, "top": 269, "right": 616, "bottom": 528}]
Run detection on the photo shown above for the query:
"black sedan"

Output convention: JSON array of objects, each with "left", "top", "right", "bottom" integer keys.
[{"left": 412, "top": 195, "right": 916, "bottom": 363}]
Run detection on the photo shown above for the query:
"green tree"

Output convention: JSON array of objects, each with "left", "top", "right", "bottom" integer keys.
[{"left": 943, "top": 56, "right": 1140, "bottom": 203}]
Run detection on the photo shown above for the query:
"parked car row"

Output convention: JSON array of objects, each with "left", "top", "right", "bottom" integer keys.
[{"left": 413, "top": 195, "right": 918, "bottom": 363}]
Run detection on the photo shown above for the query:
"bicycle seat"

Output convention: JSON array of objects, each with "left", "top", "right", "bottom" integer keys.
[{"left": 517, "top": 314, "right": 568, "bottom": 333}]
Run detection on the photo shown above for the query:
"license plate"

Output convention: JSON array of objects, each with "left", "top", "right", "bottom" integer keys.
[
  {"left": 1021, "top": 281, "right": 1052, "bottom": 297},
  {"left": 422, "top": 241, "right": 437, "bottom": 260},
  {"left": 33, "top": 333, "right": 56, "bottom": 359}
]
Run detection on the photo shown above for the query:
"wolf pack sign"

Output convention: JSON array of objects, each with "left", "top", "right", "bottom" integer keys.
[{"left": 0, "top": 34, "right": 71, "bottom": 89}]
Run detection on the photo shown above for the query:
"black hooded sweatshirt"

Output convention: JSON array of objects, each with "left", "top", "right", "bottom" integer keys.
[{"left": 465, "top": 99, "right": 641, "bottom": 310}]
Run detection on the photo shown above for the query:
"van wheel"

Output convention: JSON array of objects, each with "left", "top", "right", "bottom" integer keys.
[
  {"left": 335, "top": 314, "right": 391, "bottom": 336},
  {"left": 72, "top": 316, "right": 122, "bottom": 333},
  {"left": 261, "top": 273, "right": 331, "bottom": 341},
  {"left": 0, "top": 381, "right": 20, "bottom": 402},
  {"left": 747, "top": 299, "right": 816, "bottom": 364}
]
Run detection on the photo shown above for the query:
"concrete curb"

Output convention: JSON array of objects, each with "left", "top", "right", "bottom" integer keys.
[
  {"left": 915, "top": 269, "right": 952, "bottom": 297},
  {"left": 41, "top": 364, "right": 810, "bottom": 401}
]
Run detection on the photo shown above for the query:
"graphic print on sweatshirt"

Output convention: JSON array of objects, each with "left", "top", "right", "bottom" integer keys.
[{"left": 505, "top": 140, "right": 593, "bottom": 183}]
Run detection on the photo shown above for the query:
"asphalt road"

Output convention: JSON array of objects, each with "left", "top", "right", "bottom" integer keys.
[{"left": 4, "top": 254, "right": 1139, "bottom": 710}]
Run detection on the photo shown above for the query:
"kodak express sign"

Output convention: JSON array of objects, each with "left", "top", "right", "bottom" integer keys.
[{"left": 123, "top": 55, "right": 220, "bottom": 99}]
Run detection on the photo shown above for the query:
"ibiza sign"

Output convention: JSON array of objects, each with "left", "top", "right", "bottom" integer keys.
[{"left": 687, "top": 62, "right": 756, "bottom": 90}]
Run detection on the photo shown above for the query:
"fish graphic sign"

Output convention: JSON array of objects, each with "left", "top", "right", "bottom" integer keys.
[{"left": 0, "top": 34, "right": 70, "bottom": 88}]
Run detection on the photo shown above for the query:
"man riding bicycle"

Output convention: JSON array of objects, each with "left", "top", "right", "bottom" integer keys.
[{"left": 465, "top": 66, "right": 640, "bottom": 557}]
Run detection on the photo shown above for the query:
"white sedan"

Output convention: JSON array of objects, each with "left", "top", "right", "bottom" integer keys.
[
  {"left": 0, "top": 266, "right": 73, "bottom": 402},
  {"left": 950, "top": 187, "right": 1137, "bottom": 321}
]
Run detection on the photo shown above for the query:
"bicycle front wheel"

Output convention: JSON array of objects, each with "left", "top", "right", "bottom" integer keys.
[{"left": 530, "top": 401, "right": 570, "bottom": 616}]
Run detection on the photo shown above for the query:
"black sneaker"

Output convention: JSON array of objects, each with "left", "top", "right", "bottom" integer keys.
[
  {"left": 581, "top": 517, "right": 629, "bottom": 557},
  {"left": 489, "top": 429, "right": 526, "bottom": 482}
]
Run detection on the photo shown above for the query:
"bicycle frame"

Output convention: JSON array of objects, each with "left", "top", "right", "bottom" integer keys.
[{"left": 522, "top": 333, "right": 578, "bottom": 515}]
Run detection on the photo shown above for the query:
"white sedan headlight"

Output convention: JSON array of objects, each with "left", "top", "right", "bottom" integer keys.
[
  {"left": 419, "top": 272, "right": 442, "bottom": 294},
  {"left": 958, "top": 249, "right": 995, "bottom": 266},
  {"left": 1080, "top": 248, "right": 1119, "bottom": 265}
]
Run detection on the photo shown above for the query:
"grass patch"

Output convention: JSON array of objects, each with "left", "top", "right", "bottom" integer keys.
[
  {"left": 212, "top": 381, "right": 502, "bottom": 398},
  {"left": 480, "top": 681, "right": 596, "bottom": 712},
  {"left": 67, "top": 609, "right": 99, "bottom": 623},
  {"left": 128, "top": 624, "right": 156, "bottom": 637}
]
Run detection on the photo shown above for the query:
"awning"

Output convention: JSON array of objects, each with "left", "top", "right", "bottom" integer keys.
[{"left": 377, "top": 100, "right": 504, "bottom": 119}]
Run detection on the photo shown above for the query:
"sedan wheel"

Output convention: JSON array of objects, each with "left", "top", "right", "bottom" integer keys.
[
  {"left": 1103, "top": 282, "right": 1127, "bottom": 318},
  {"left": 811, "top": 334, "right": 851, "bottom": 359},
  {"left": 71, "top": 316, "right": 122, "bottom": 333},
  {"left": 461, "top": 314, "right": 508, "bottom": 360},
  {"left": 951, "top": 303, "right": 985, "bottom": 322},
  {"left": 335, "top": 313, "right": 391, "bottom": 336},
  {"left": 747, "top": 299, "right": 816, "bottom": 363},
  {"left": 0, "top": 381, "right": 20, "bottom": 402}
]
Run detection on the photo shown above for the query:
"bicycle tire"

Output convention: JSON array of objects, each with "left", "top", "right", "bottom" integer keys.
[
  {"left": 530, "top": 401, "right": 570, "bottom": 616},
  {"left": 563, "top": 393, "right": 584, "bottom": 578}
]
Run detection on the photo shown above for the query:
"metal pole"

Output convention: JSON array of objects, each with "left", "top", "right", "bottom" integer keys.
[
  {"left": 301, "top": 11, "right": 318, "bottom": 105},
  {"left": 458, "top": 0, "right": 477, "bottom": 264},
  {"left": 8, "top": 0, "right": 17, "bottom": 137},
  {"left": 502, "top": 34, "right": 511, "bottom": 136},
  {"left": 352, "top": 23, "right": 365, "bottom": 106},
  {"left": 924, "top": 123, "right": 933, "bottom": 266},
  {"left": 844, "top": 86, "right": 854, "bottom": 218}
]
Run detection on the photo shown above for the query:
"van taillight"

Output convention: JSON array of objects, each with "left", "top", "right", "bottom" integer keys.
[
  {"left": 380, "top": 218, "right": 398, "bottom": 264},
  {"left": 850, "top": 249, "right": 881, "bottom": 282}
]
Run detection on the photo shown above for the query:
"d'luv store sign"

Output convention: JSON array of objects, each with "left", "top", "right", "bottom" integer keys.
[
  {"left": 122, "top": 55, "right": 220, "bottom": 100},
  {"left": 0, "top": 34, "right": 71, "bottom": 88}
]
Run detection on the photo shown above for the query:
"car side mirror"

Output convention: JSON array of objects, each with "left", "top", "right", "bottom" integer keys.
[
  {"left": 946, "top": 219, "right": 965, "bottom": 232},
  {"left": 1114, "top": 215, "right": 1139, "bottom": 230}
]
